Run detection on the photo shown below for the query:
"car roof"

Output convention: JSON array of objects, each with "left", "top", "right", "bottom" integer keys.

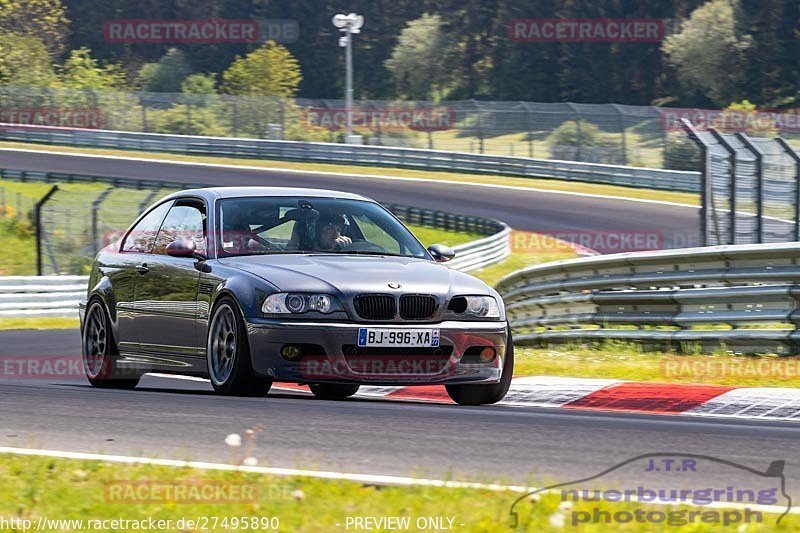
[{"left": 164, "top": 186, "right": 373, "bottom": 202}]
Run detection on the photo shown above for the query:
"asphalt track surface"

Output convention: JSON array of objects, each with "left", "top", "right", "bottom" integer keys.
[
  {"left": 0, "top": 149, "right": 702, "bottom": 249},
  {"left": 2, "top": 150, "right": 797, "bottom": 501},
  {"left": 2, "top": 329, "right": 800, "bottom": 499}
]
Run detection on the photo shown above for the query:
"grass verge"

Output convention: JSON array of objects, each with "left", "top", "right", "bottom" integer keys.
[
  {"left": 0, "top": 140, "right": 700, "bottom": 206},
  {"left": 471, "top": 249, "right": 578, "bottom": 287},
  {"left": 0, "top": 454, "right": 790, "bottom": 532},
  {"left": 515, "top": 342, "right": 800, "bottom": 388},
  {"left": 0, "top": 317, "right": 79, "bottom": 331}
]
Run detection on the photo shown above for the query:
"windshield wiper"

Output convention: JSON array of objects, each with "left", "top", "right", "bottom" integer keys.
[{"left": 338, "top": 251, "right": 411, "bottom": 258}]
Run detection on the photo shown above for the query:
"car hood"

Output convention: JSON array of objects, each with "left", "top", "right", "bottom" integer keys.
[{"left": 218, "top": 254, "right": 494, "bottom": 297}]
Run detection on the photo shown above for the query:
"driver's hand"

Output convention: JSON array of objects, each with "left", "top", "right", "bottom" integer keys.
[{"left": 332, "top": 235, "right": 352, "bottom": 249}]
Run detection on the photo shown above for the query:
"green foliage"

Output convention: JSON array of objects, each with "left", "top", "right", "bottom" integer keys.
[
  {"left": 0, "top": 32, "right": 55, "bottom": 86},
  {"left": 221, "top": 42, "right": 301, "bottom": 97},
  {"left": 662, "top": 0, "right": 753, "bottom": 106},
  {"left": 663, "top": 132, "right": 702, "bottom": 171},
  {"left": 58, "top": 48, "right": 126, "bottom": 90},
  {"left": 385, "top": 14, "right": 453, "bottom": 100},
  {"left": 727, "top": 99, "right": 756, "bottom": 111},
  {"left": 547, "top": 121, "right": 622, "bottom": 164},
  {"left": 148, "top": 105, "right": 228, "bottom": 137},
  {"left": 136, "top": 48, "right": 191, "bottom": 93},
  {"left": 0, "top": 0, "right": 68, "bottom": 56},
  {"left": 181, "top": 73, "right": 216, "bottom": 95}
]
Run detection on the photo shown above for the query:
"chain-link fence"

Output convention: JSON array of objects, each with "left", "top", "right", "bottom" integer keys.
[
  {"left": 6, "top": 85, "right": 799, "bottom": 170},
  {"left": 684, "top": 120, "right": 800, "bottom": 247},
  {"left": 0, "top": 169, "right": 509, "bottom": 275}
]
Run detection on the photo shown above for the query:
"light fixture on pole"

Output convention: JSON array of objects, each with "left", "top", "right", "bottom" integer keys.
[{"left": 332, "top": 13, "right": 364, "bottom": 144}]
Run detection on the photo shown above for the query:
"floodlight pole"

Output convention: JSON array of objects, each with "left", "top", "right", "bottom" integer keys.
[
  {"left": 333, "top": 13, "right": 363, "bottom": 143},
  {"left": 345, "top": 27, "right": 353, "bottom": 140}
]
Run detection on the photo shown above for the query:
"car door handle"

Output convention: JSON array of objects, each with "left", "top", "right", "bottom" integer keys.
[{"left": 136, "top": 263, "right": 150, "bottom": 274}]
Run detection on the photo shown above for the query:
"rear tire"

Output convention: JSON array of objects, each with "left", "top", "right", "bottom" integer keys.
[
  {"left": 207, "top": 297, "right": 272, "bottom": 397},
  {"left": 446, "top": 327, "right": 514, "bottom": 406},
  {"left": 82, "top": 299, "right": 141, "bottom": 389},
  {"left": 309, "top": 383, "right": 360, "bottom": 400}
]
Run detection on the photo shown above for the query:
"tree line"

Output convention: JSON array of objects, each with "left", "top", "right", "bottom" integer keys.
[{"left": 0, "top": 0, "right": 797, "bottom": 109}]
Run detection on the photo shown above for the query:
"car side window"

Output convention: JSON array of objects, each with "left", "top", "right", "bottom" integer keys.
[
  {"left": 153, "top": 200, "right": 207, "bottom": 255},
  {"left": 121, "top": 201, "right": 173, "bottom": 253}
]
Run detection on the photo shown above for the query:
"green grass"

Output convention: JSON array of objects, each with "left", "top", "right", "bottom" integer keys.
[
  {"left": 0, "top": 454, "right": 791, "bottom": 532},
  {"left": 0, "top": 140, "right": 700, "bottom": 206},
  {"left": 0, "top": 317, "right": 79, "bottom": 331},
  {"left": 471, "top": 247, "right": 578, "bottom": 288},
  {"left": 514, "top": 342, "right": 800, "bottom": 388},
  {"left": 407, "top": 224, "right": 483, "bottom": 248}
]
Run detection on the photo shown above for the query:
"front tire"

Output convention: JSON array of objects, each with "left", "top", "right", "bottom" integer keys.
[
  {"left": 207, "top": 297, "right": 272, "bottom": 397},
  {"left": 446, "top": 327, "right": 514, "bottom": 406},
  {"left": 82, "top": 299, "right": 140, "bottom": 389},
  {"left": 309, "top": 383, "right": 360, "bottom": 400}
]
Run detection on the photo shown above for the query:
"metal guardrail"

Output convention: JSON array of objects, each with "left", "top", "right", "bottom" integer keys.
[
  {"left": 0, "top": 124, "right": 701, "bottom": 193},
  {"left": 0, "top": 276, "right": 88, "bottom": 317},
  {"left": 496, "top": 242, "right": 800, "bottom": 354}
]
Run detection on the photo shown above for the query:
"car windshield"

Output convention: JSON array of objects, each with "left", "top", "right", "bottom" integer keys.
[{"left": 217, "top": 197, "right": 429, "bottom": 259}]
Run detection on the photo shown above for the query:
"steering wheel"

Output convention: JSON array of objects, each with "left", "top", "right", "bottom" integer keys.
[{"left": 345, "top": 240, "right": 388, "bottom": 253}]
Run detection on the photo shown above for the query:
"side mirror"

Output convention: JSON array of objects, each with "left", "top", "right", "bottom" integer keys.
[
  {"left": 428, "top": 244, "right": 456, "bottom": 262},
  {"left": 166, "top": 239, "right": 205, "bottom": 260}
]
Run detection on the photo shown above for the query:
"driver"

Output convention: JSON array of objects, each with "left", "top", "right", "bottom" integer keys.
[{"left": 314, "top": 213, "right": 352, "bottom": 251}]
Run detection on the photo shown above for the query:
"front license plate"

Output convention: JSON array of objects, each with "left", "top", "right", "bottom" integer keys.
[{"left": 357, "top": 328, "right": 440, "bottom": 347}]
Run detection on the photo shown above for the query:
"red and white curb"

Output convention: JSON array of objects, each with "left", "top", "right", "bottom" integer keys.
[{"left": 150, "top": 374, "right": 800, "bottom": 422}]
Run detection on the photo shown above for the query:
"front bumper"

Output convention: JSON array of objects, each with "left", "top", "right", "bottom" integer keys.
[{"left": 245, "top": 319, "right": 508, "bottom": 386}]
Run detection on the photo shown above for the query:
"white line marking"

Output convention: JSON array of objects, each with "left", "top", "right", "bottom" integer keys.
[
  {"left": 0, "top": 446, "right": 794, "bottom": 517},
  {"left": 0, "top": 147, "right": 700, "bottom": 210},
  {"left": 0, "top": 446, "right": 530, "bottom": 493}
]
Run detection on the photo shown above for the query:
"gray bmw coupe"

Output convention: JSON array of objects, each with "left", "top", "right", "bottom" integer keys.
[{"left": 80, "top": 187, "right": 512, "bottom": 405}]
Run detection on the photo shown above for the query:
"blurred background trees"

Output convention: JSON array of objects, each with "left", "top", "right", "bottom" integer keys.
[{"left": 0, "top": 0, "right": 797, "bottom": 110}]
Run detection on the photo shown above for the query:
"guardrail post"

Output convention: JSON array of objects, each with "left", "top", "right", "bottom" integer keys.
[
  {"left": 231, "top": 98, "right": 239, "bottom": 138},
  {"left": 35, "top": 185, "right": 58, "bottom": 276},
  {"left": 141, "top": 105, "right": 148, "bottom": 133},
  {"left": 611, "top": 104, "right": 628, "bottom": 165},
  {"left": 138, "top": 188, "right": 160, "bottom": 213},
  {"left": 775, "top": 138, "right": 800, "bottom": 241},
  {"left": 91, "top": 188, "right": 114, "bottom": 257}
]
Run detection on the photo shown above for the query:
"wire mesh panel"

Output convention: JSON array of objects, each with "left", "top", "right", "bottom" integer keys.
[
  {"left": 0, "top": 85, "right": 719, "bottom": 168},
  {"left": 683, "top": 124, "right": 733, "bottom": 246},
  {"left": 743, "top": 137, "right": 795, "bottom": 242},
  {"left": 716, "top": 133, "right": 759, "bottom": 244},
  {"left": 38, "top": 185, "right": 176, "bottom": 275}
]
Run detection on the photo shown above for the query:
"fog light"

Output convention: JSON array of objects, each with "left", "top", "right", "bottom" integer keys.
[
  {"left": 281, "top": 344, "right": 303, "bottom": 361},
  {"left": 479, "top": 347, "right": 496, "bottom": 363}
]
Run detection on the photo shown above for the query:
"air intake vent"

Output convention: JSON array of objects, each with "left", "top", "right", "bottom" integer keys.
[
  {"left": 399, "top": 295, "right": 437, "bottom": 320},
  {"left": 354, "top": 294, "right": 396, "bottom": 320}
]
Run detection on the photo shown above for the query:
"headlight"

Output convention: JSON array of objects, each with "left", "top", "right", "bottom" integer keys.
[
  {"left": 448, "top": 295, "right": 500, "bottom": 319},
  {"left": 262, "top": 293, "right": 338, "bottom": 314}
]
